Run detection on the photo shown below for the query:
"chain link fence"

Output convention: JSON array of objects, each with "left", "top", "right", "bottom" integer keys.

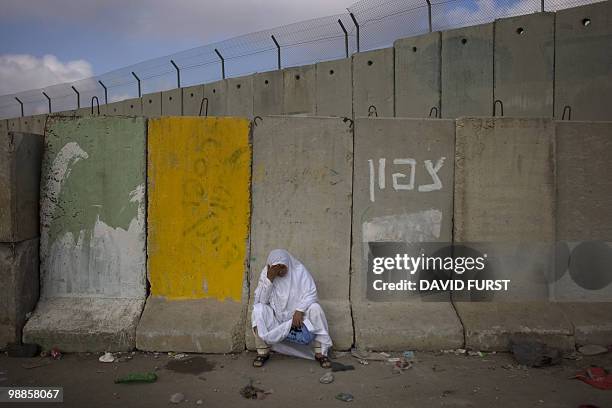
[{"left": 0, "top": 0, "right": 601, "bottom": 119}]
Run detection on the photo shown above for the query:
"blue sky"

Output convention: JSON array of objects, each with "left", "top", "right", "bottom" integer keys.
[{"left": 0, "top": 0, "right": 355, "bottom": 96}]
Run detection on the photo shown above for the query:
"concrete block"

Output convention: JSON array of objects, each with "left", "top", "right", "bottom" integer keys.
[
  {"left": 203, "top": 80, "right": 227, "bottom": 117},
  {"left": 22, "top": 115, "right": 47, "bottom": 135},
  {"left": 0, "top": 132, "right": 43, "bottom": 242},
  {"left": 441, "top": 23, "right": 493, "bottom": 118},
  {"left": 141, "top": 93, "right": 160, "bottom": 117},
  {"left": 556, "top": 121, "right": 612, "bottom": 243},
  {"left": 455, "top": 302, "right": 574, "bottom": 351},
  {"left": 0, "top": 239, "right": 39, "bottom": 349},
  {"left": 494, "top": 13, "right": 554, "bottom": 117},
  {"left": 75, "top": 107, "right": 91, "bottom": 117},
  {"left": 553, "top": 122, "right": 612, "bottom": 303},
  {"left": 555, "top": 2, "right": 612, "bottom": 120},
  {"left": 20, "top": 115, "right": 47, "bottom": 134},
  {"left": 137, "top": 298, "right": 245, "bottom": 353},
  {"left": 560, "top": 303, "right": 612, "bottom": 346},
  {"left": 283, "top": 65, "right": 316, "bottom": 115},
  {"left": 315, "top": 58, "right": 352, "bottom": 117},
  {"left": 161, "top": 88, "right": 182, "bottom": 115},
  {"left": 24, "top": 298, "right": 144, "bottom": 352},
  {"left": 247, "top": 116, "right": 354, "bottom": 350},
  {"left": 351, "top": 118, "right": 463, "bottom": 350},
  {"left": 23, "top": 116, "right": 147, "bottom": 352},
  {"left": 101, "top": 101, "right": 122, "bottom": 116},
  {"left": 353, "top": 48, "right": 394, "bottom": 117},
  {"left": 254, "top": 71, "right": 283, "bottom": 116},
  {"left": 453, "top": 117, "right": 572, "bottom": 349},
  {"left": 137, "top": 117, "right": 251, "bottom": 352},
  {"left": 182, "top": 85, "right": 205, "bottom": 116},
  {"left": 225, "top": 75, "right": 253, "bottom": 117},
  {"left": 395, "top": 32, "right": 441, "bottom": 118},
  {"left": 122, "top": 98, "right": 143, "bottom": 116},
  {"left": 7, "top": 118, "right": 21, "bottom": 133}
]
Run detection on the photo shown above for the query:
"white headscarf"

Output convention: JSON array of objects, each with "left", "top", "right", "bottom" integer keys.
[{"left": 264, "top": 249, "right": 318, "bottom": 318}]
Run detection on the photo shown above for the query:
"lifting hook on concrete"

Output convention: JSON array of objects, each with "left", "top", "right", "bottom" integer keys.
[
  {"left": 493, "top": 99, "right": 504, "bottom": 117},
  {"left": 429, "top": 106, "right": 439, "bottom": 118},
  {"left": 368, "top": 105, "right": 378, "bottom": 117},
  {"left": 91, "top": 96, "right": 100, "bottom": 116},
  {"left": 562, "top": 105, "right": 572, "bottom": 121},
  {"left": 71, "top": 86, "right": 80, "bottom": 109},
  {"left": 342, "top": 117, "right": 354, "bottom": 129},
  {"left": 252, "top": 116, "right": 263, "bottom": 127},
  {"left": 199, "top": 97, "right": 209, "bottom": 117}
]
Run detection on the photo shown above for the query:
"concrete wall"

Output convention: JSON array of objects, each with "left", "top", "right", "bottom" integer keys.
[
  {"left": 0, "top": 239, "right": 39, "bottom": 349},
  {"left": 395, "top": 32, "right": 441, "bottom": 118},
  {"left": 142, "top": 93, "right": 161, "bottom": 117},
  {"left": 454, "top": 117, "right": 573, "bottom": 351},
  {"left": 0, "top": 132, "right": 43, "bottom": 242},
  {"left": 254, "top": 71, "right": 283, "bottom": 116},
  {"left": 283, "top": 65, "right": 316, "bottom": 115},
  {"left": 441, "top": 23, "right": 493, "bottom": 118},
  {"left": 315, "top": 58, "right": 352, "bottom": 117},
  {"left": 161, "top": 88, "right": 182, "bottom": 115},
  {"left": 226, "top": 76, "right": 253, "bottom": 117},
  {"left": 137, "top": 117, "right": 251, "bottom": 353},
  {"left": 203, "top": 80, "right": 227, "bottom": 117},
  {"left": 23, "top": 116, "right": 147, "bottom": 352},
  {"left": 351, "top": 118, "right": 463, "bottom": 350},
  {"left": 247, "top": 116, "right": 354, "bottom": 350},
  {"left": 494, "top": 13, "right": 555, "bottom": 117},
  {"left": 182, "top": 85, "right": 204, "bottom": 116},
  {"left": 555, "top": 121, "right": 612, "bottom": 346},
  {"left": 353, "top": 48, "right": 394, "bottom": 117},
  {"left": 555, "top": 1, "right": 612, "bottom": 120}
]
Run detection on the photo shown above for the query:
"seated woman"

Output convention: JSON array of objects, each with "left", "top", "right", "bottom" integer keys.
[{"left": 251, "top": 249, "right": 332, "bottom": 368}]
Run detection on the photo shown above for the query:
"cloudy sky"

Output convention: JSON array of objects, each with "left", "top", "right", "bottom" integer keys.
[{"left": 0, "top": 0, "right": 356, "bottom": 95}]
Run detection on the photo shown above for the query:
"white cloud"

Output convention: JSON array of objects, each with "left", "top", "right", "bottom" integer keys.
[
  {"left": 0, "top": 54, "right": 93, "bottom": 95},
  {"left": 1, "top": 0, "right": 354, "bottom": 42}
]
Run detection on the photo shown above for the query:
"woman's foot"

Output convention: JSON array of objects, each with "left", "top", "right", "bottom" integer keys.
[
  {"left": 253, "top": 353, "right": 270, "bottom": 368},
  {"left": 315, "top": 353, "right": 331, "bottom": 368}
]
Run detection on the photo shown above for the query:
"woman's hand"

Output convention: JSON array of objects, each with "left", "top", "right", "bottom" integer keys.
[
  {"left": 267, "top": 264, "right": 287, "bottom": 281},
  {"left": 292, "top": 310, "right": 304, "bottom": 329}
]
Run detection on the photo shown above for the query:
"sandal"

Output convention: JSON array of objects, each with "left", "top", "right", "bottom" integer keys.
[
  {"left": 315, "top": 355, "right": 331, "bottom": 369},
  {"left": 253, "top": 354, "right": 270, "bottom": 368}
]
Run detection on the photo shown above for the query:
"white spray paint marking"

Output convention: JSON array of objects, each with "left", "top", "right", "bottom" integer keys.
[
  {"left": 419, "top": 158, "right": 445, "bottom": 192},
  {"left": 368, "top": 157, "right": 446, "bottom": 202},
  {"left": 392, "top": 158, "right": 416, "bottom": 191},
  {"left": 362, "top": 209, "right": 442, "bottom": 243},
  {"left": 40, "top": 142, "right": 89, "bottom": 260},
  {"left": 43, "top": 183, "right": 146, "bottom": 299}
]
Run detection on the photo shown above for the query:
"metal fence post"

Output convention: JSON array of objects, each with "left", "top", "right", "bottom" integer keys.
[
  {"left": 98, "top": 80, "right": 108, "bottom": 105},
  {"left": 271, "top": 35, "right": 281, "bottom": 69},
  {"left": 42, "top": 92, "right": 51, "bottom": 113},
  {"left": 426, "top": 0, "right": 432, "bottom": 33},
  {"left": 14, "top": 97, "right": 24, "bottom": 117},
  {"left": 541, "top": 0, "right": 545, "bottom": 12},
  {"left": 349, "top": 12, "right": 360, "bottom": 52},
  {"left": 131, "top": 71, "right": 142, "bottom": 97},
  {"left": 338, "top": 19, "right": 349, "bottom": 58},
  {"left": 71, "top": 86, "right": 80, "bottom": 109},
  {"left": 214, "top": 49, "right": 226, "bottom": 79},
  {"left": 170, "top": 60, "right": 181, "bottom": 88}
]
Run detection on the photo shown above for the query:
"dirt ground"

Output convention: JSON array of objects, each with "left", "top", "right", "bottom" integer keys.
[{"left": 1, "top": 349, "right": 611, "bottom": 408}]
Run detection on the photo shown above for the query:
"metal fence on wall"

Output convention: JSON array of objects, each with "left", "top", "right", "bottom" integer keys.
[{"left": 0, "top": 0, "right": 600, "bottom": 119}]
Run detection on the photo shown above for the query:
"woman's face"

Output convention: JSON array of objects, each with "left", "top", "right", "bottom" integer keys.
[{"left": 270, "top": 263, "right": 288, "bottom": 278}]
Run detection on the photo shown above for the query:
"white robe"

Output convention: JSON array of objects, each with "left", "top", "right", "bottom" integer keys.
[{"left": 251, "top": 249, "right": 332, "bottom": 359}]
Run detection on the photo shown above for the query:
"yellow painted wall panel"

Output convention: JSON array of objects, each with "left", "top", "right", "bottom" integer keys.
[{"left": 147, "top": 117, "right": 251, "bottom": 301}]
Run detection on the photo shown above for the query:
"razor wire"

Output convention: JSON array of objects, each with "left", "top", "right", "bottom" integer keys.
[{"left": 0, "top": 0, "right": 603, "bottom": 119}]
